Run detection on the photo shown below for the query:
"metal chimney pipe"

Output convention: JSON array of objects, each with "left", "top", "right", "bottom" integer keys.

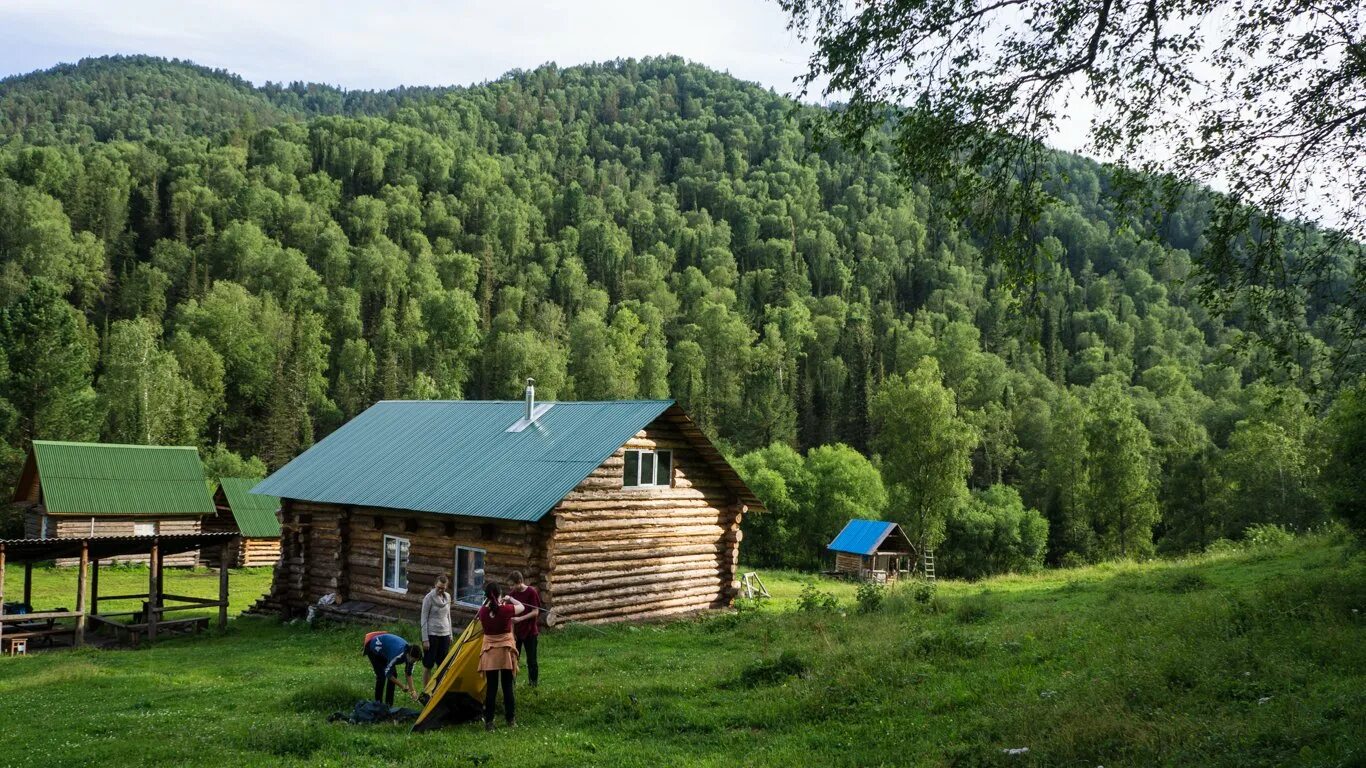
[{"left": 524, "top": 378, "right": 536, "bottom": 422}]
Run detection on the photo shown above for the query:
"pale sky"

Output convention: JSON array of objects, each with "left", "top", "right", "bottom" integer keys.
[{"left": 0, "top": 0, "right": 814, "bottom": 95}]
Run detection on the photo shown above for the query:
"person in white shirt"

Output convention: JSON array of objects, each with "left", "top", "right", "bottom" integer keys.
[{"left": 419, "top": 574, "right": 454, "bottom": 687}]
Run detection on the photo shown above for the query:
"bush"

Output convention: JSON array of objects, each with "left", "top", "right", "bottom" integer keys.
[
  {"left": 939, "top": 485, "right": 1048, "bottom": 579},
  {"left": 797, "top": 582, "right": 840, "bottom": 612},
  {"left": 855, "top": 581, "right": 885, "bottom": 613},
  {"left": 1243, "top": 523, "right": 1294, "bottom": 549},
  {"left": 908, "top": 578, "right": 937, "bottom": 605}
]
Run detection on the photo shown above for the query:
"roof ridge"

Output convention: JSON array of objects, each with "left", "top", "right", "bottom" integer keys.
[{"left": 33, "top": 440, "right": 200, "bottom": 451}]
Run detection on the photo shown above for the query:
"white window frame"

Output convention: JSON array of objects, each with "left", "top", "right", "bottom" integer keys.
[
  {"left": 133, "top": 521, "right": 157, "bottom": 537},
  {"left": 382, "top": 534, "right": 410, "bottom": 594},
  {"left": 454, "top": 546, "right": 487, "bottom": 608},
  {"left": 623, "top": 449, "right": 672, "bottom": 488}
]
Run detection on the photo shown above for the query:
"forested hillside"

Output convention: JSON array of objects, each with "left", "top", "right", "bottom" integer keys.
[{"left": 0, "top": 56, "right": 1358, "bottom": 569}]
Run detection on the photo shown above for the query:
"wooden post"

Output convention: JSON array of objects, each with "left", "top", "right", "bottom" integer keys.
[
  {"left": 23, "top": 561, "right": 32, "bottom": 609},
  {"left": 75, "top": 541, "right": 88, "bottom": 646},
  {"left": 147, "top": 538, "right": 159, "bottom": 643},
  {"left": 1, "top": 543, "right": 7, "bottom": 648},
  {"left": 218, "top": 541, "right": 231, "bottom": 631},
  {"left": 91, "top": 560, "right": 100, "bottom": 615}
]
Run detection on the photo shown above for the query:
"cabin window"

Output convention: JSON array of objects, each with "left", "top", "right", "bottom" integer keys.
[
  {"left": 455, "top": 546, "right": 486, "bottom": 606},
  {"left": 133, "top": 521, "right": 156, "bottom": 537},
  {"left": 40, "top": 515, "right": 52, "bottom": 540},
  {"left": 383, "top": 535, "right": 410, "bottom": 593},
  {"left": 622, "top": 449, "right": 672, "bottom": 487}
]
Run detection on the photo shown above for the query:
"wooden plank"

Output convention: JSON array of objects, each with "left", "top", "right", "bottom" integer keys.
[
  {"left": 23, "top": 561, "right": 32, "bottom": 609},
  {"left": 90, "top": 559, "right": 100, "bottom": 614},
  {"left": 0, "top": 610, "right": 83, "bottom": 622}
]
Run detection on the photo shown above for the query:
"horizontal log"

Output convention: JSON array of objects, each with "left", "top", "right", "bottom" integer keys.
[
  {"left": 552, "top": 542, "right": 730, "bottom": 565},
  {"left": 561, "top": 585, "right": 722, "bottom": 618},
  {"left": 577, "top": 600, "right": 718, "bottom": 625},
  {"left": 551, "top": 568, "right": 725, "bottom": 596},
  {"left": 548, "top": 552, "right": 723, "bottom": 577}
]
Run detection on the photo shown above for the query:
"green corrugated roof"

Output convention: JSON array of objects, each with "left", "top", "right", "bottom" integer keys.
[
  {"left": 252, "top": 400, "right": 678, "bottom": 522},
  {"left": 218, "top": 477, "right": 281, "bottom": 537},
  {"left": 31, "top": 441, "right": 216, "bottom": 517}
]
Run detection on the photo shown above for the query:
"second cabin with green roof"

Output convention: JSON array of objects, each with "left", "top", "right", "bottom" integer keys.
[
  {"left": 203, "top": 478, "right": 282, "bottom": 567},
  {"left": 250, "top": 382, "right": 764, "bottom": 625},
  {"left": 10, "top": 440, "right": 218, "bottom": 566}
]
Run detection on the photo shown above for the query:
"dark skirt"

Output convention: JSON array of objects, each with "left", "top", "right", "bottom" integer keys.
[{"left": 423, "top": 633, "right": 452, "bottom": 669}]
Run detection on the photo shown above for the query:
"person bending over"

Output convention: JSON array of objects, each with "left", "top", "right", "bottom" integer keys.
[
  {"left": 476, "top": 582, "right": 530, "bottom": 730},
  {"left": 362, "top": 630, "right": 422, "bottom": 706},
  {"left": 420, "top": 574, "right": 454, "bottom": 687},
  {"left": 508, "top": 571, "right": 542, "bottom": 687}
]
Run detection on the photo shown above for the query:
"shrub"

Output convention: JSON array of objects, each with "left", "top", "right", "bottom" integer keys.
[
  {"left": 908, "top": 578, "right": 937, "bottom": 605},
  {"left": 1243, "top": 523, "right": 1294, "bottom": 549},
  {"left": 797, "top": 582, "right": 840, "bottom": 612},
  {"left": 855, "top": 581, "right": 885, "bottom": 613},
  {"left": 939, "top": 485, "right": 1048, "bottom": 579}
]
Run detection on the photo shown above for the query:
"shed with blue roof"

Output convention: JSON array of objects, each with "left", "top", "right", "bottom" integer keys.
[
  {"left": 249, "top": 383, "right": 764, "bottom": 625},
  {"left": 827, "top": 519, "right": 914, "bottom": 583}
]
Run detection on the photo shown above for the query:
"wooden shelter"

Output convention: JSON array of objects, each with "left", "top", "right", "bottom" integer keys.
[
  {"left": 828, "top": 520, "right": 915, "bottom": 583},
  {"left": 203, "top": 479, "right": 281, "bottom": 567},
  {"left": 11, "top": 441, "right": 217, "bottom": 566},
  {"left": 250, "top": 388, "right": 764, "bottom": 625},
  {"left": 0, "top": 532, "right": 237, "bottom": 651}
]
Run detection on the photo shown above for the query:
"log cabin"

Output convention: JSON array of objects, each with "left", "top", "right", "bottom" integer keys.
[
  {"left": 250, "top": 387, "right": 763, "bottom": 625},
  {"left": 202, "top": 478, "right": 282, "bottom": 567},
  {"left": 828, "top": 519, "right": 914, "bottom": 583},
  {"left": 10, "top": 441, "right": 217, "bottom": 566}
]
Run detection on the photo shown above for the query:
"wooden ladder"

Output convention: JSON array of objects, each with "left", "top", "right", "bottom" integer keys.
[
  {"left": 922, "top": 550, "right": 936, "bottom": 582},
  {"left": 740, "top": 572, "right": 771, "bottom": 599}
]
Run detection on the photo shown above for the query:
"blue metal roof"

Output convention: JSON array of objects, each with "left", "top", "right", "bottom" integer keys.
[
  {"left": 251, "top": 400, "right": 675, "bottom": 522},
  {"left": 827, "top": 519, "right": 898, "bottom": 555}
]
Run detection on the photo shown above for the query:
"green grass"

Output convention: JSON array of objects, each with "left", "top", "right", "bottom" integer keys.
[{"left": 0, "top": 537, "right": 1361, "bottom": 767}]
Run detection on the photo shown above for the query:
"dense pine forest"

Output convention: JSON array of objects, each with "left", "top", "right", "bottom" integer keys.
[{"left": 0, "top": 55, "right": 1360, "bottom": 574}]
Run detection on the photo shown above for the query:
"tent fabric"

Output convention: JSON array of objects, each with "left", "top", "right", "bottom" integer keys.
[
  {"left": 827, "top": 519, "right": 899, "bottom": 556},
  {"left": 412, "top": 619, "right": 487, "bottom": 732}
]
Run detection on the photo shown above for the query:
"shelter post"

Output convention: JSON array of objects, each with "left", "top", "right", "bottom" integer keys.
[
  {"left": 1, "top": 542, "right": 6, "bottom": 647},
  {"left": 217, "top": 541, "right": 230, "bottom": 630},
  {"left": 23, "top": 561, "right": 32, "bottom": 610},
  {"left": 147, "top": 538, "right": 159, "bottom": 643},
  {"left": 75, "top": 541, "right": 88, "bottom": 646},
  {"left": 90, "top": 560, "right": 99, "bottom": 614}
]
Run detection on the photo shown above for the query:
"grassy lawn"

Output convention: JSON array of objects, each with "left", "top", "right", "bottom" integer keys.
[{"left": 0, "top": 538, "right": 1361, "bottom": 767}]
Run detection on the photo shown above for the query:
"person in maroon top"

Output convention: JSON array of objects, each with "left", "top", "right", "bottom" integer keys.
[
  {"left": 476, "top": 582, "right": 529, "bottom": 730},
  {"left": 507, "top": 571, "right": 542, "bottom": 687}
]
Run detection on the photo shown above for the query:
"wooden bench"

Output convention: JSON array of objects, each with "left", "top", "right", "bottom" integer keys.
[
  {"left": 87, "top": 614, "right": 209, "bottom": 647},
  {"left": 2, "top": 626, "right": 76, "bottom": 653}
]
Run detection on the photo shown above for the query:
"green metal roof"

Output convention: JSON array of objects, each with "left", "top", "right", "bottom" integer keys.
[
  {"left": 30, "top": 441, "right": 216, "bottom": 517},
  {"left": 252, "top": 400, "right": 678, "bottom": 522},
  {"left": 217, "top": 477, "right": 281, "bottom": 537}
]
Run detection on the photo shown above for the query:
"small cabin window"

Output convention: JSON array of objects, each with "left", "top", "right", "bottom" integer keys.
[
  {"left": 133, "top": 521, "right": 156, "bottom": 537},
  {"left": 383, "top": 535, "right": 410, "bottom": 593},
  {"left": 455, "top": 546, "right": 486, "bottom": 606},
  {"left": 623, "top": 449, "right": 672, "bottom": 487}
]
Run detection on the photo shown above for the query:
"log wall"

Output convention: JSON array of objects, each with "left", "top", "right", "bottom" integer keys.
[
  {"left": 264, "top": 501, "right": 551, "bottom": 622},
  {"left": 21, "top": 510, "right": 203, "bottom": 566},
  {"left": 546, "top": 416, "right": 744, "bottom": 625},
  {"left": 834, "top": 552, "right": 865, "bottom": 574}
]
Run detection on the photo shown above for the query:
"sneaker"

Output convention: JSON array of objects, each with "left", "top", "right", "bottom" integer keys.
[{"left": 484, "top": 721, "right": 496, "bottom": 732}]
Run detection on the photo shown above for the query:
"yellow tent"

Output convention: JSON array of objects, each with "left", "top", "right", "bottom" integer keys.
[{"left": 412, "top": 619, "right": 486, "bottom": 731}]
